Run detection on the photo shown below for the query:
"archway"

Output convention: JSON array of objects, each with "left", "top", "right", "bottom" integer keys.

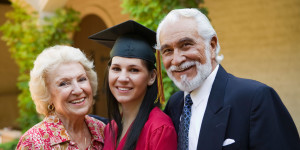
[{"left": 73, "top": 14, "right": 110, "bottom": 117}]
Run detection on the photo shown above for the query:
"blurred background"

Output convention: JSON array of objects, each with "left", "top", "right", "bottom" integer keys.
[{"left": 0, "top": 0, "right": 299, "bottom": 149}]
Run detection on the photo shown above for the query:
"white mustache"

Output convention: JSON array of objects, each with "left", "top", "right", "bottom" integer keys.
[{"left": 169, "top": 61, "right": 196, "bottom": 72}]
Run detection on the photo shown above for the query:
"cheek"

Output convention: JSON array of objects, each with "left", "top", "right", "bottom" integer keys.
[
  {"left": 108, "top": 73, "right": 115, "bottom": 86},
  {"left": 84, "top": 83, "right": 93, "bottom": 95},
  {"left": 136, "top": 75, "right": 150, "bottom": 89},
  {"left": 162, "top": 56, "right": 171, "bottom": 69},
  {"left": 191, "top": 48, "right": 207, "bottom": 64},
  {"left": 51, "top": 89, "right": 69, "bottom": 105}
]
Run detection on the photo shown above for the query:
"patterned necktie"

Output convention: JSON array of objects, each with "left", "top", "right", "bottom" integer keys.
[{"left": 178, "top": 94, "right": 193, "bottom": 150}]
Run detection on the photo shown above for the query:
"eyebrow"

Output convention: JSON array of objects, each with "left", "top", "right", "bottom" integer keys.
[
  {"left": 160, "top": 44, "right": 170, "bottom": 51},
  {"left": 111, "top": 63, "right": 142, "bottom": 68},
  {"left": 55, "top": 72, "right": 86, "bottom": 83},
  {"left": 178, "top": 37, "right": 195, "bottom": 44},
  {"left": 160, "top": 37, "right": 195, "bottom": 50}
]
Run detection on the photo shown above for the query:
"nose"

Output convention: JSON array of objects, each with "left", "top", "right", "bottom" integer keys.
[
  {"left": 117, "top": 70, "right": 129, "bottom": 82},
  {"left": 171, "top": 49, "right": 186, "bottom": 66},
  {"left": 71, "top": 81, "right": 83, "bottom": 95}
]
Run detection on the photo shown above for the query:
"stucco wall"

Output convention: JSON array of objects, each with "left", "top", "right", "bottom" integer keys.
[
  {"left": 204, "top": 0, "right": 300, "bottom": 130},
  {"left": 66, "top": 0, "right": 129, "bottom": 27}
]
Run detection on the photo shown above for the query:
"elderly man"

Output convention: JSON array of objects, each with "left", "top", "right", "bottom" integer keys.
[{"left": 157, "top": 8, "right": 300, "bottom": 150}]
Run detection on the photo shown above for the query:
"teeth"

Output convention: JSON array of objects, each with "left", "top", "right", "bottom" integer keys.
[
  {"left": 71, "top": 98, "right": 85, "bottom": 104},
  {"left": 118, "top": 87, "right": 130, "bottom": 91},
  {"left": 174, "top": 66, "right": 191, "bottom": 72},
  {"left": 170, "top": 61, "right": 196, "bottom": 72},
  {"left": 176, "top": 67, "right": 187, "bottom": 71}
]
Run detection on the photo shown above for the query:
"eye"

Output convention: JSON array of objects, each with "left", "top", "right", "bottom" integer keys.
[
  {"left": 59, "top": 81, "right": 68, "bottom": 87},
  {"left": 79, "top": 77, "right": 87, "bottom": 82},
  {"left": 111, "top": 67, "right": 121, "bottom": 71},
  {"left": 129, "top": 68, "right": 139, "bottom": 72},
  {"left": 162, "top": 48, "right": 172, "bottom": 55},
  {"left": 182, "top": 42, "right": 192, "bottom": 48}
]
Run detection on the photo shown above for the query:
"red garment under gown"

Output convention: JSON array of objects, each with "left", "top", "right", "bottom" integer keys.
[{"left": 103, "top": 107, "right": 177, "bottom": 150}]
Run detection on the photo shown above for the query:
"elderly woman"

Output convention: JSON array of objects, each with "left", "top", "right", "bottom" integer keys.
[{"left": 16, "top": 45, "right": 105, "bottom": 149}]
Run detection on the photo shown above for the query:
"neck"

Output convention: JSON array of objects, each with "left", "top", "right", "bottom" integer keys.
[
  {"left": 211, "top": 60, "right": 218, "bottom": 73},
  {"left": 57, "top": 113, "right": 86, "bottom": 132},
  {"left": 56, "top": 113, "right": 91, "bottom": 149}
]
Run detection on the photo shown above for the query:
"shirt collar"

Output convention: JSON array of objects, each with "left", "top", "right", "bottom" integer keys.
[
  {"left": 46, "top": 114, "right": 104, "bottom": 146},
  {"left": 45, "top": 113, "right": 71, "bottom": 146},
  {"left": 185, "top": 64, "right": 219, "bottom": 107}
]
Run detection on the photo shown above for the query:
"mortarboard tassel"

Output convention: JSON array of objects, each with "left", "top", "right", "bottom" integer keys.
[{"left": 155, "top": 50, "right": 165, "bottom": 105}]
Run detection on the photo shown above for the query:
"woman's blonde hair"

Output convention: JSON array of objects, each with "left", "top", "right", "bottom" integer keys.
[{"left": 29, "top": 45, "right": 97, "bottom": 116}]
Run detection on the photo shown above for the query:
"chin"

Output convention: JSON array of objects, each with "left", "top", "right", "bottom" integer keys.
[{"left": 74, "top": 107, "right": 90, "bottom": 116}]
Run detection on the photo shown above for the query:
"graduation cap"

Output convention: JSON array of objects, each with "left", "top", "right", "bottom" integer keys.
[
  {"left": 88, "top": 20, "right": 156, "bottom": 65},
  {"left": 88, "top": 20, "right": 165, "bottom": 103}
]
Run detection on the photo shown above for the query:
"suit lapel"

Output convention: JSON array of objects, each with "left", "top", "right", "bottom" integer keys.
[
  {"left": 197, "top": 65, "right": 231, "bottom": 150},
  {"left": 172, "top": 92, "right": 184, "bottom": 132}
]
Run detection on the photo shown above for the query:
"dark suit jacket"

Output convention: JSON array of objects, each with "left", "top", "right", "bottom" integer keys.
[{"left": 164, "top": 65, "right": 300, "bottom": 150}]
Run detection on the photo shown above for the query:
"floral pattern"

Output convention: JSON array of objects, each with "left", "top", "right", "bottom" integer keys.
[{"left": 16, "top": 113, "right": 105, "bottom": 150}]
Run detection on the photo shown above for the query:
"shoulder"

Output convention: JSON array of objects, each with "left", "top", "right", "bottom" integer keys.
[
  {"left": 16, "top": 120, "right": 48, "bottom": 149},
  {"left": 224, "top": 73, "right": 282, "bottom": 108},
  {"left": 169, "top": 91, "right": 184, "bottom": 101},
  {"left": 85, "top": 115, "right": 106, "bottom": 134},
  {"left": 145, "top": 107, "right": 175, "bottom": 131},
  {"left": 85, "top": 115, "right": 106, "bottom": 144},
  {"left": 88, "top": 114, "right": 109, "bottom": 124},
  {"left": 85, "top": 115, "right": 106, "bottom": 128},
  {"left": 167, "top": 91, "right": 184, "bottom": 108},
  {"left": 225, "top": 73, "right": 276, "bottom": 98},
  {"left": 139, "top": 108, "right": 177, "bottom": 149},
  {"left": 228, "top": 73, "right": 268, "bottom": 89}
]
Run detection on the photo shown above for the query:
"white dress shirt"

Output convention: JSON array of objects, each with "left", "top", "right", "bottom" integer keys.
[{"left": 184, "top": 65, "right": 219, "bottom": 150}]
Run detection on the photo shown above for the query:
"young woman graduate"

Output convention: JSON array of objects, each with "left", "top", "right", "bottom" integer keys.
[{"left": 89, "top": 20, "right": 177, "bottom": 150}]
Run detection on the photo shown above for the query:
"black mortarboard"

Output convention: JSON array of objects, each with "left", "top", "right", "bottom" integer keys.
[{"left": 88, "top": 20, "right": 156, "bottom": 65}]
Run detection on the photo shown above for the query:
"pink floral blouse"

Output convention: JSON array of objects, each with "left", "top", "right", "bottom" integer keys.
[{"left": 16, "top": 114, "right": 105, "bottom": 150}]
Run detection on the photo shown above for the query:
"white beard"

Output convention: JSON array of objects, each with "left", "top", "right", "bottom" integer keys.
[{"left": 167, "top": 47, "right": 212, "bottom": 92}]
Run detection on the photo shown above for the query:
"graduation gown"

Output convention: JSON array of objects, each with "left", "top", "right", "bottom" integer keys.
[{"left": 103, "top": 107, "right": 177, "bottom": 150}]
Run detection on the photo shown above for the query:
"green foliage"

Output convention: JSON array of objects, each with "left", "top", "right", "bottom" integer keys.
[
  {"left": 0, "top": 139, "right": 18, "bottom": 150},
  {"left": 0, "top": 2, "right": 80, "bottom": 132},
  {"left": 121, "top": 0, "right": 208, "bottom": 105}
]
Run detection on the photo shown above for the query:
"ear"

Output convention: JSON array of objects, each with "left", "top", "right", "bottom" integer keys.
[
  {"left": 148, "top": 69, "right": 157, "bottom": 86},
  {"left": 210, "top": 36, "right": 217, "bottom": 59}
]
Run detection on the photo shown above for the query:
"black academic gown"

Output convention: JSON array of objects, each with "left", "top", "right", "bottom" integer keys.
[{"left": 164, "top": 65, "right": 300, "bottom": 150}]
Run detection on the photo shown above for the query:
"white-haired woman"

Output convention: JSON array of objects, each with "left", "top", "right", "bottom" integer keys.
[{"left": 16, "top": 45, "right": 105, "bottom": 149}]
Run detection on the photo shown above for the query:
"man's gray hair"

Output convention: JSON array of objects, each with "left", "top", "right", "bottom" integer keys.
[{"left": 156, "top": 8, "right": 223, "bottom": 63}]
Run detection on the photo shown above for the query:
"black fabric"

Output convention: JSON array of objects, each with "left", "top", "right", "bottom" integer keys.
[{"left": 88, "top": 20, "right": 156, "bottom": 64}]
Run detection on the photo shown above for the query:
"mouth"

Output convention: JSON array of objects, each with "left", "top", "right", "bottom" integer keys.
[
  {"left": 70, "top": 97, "right": 85, "bottom": 104},
  {"left": 170, "top": 61, "right": 196, "bottom": 73},
  {"left": 117, "top": 87, "right": 132, "bottom": 92},
  {"left": 172, "top": 65, "right": 194, "bottom": 72}
]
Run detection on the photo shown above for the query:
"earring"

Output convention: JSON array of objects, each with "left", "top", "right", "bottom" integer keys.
[{"left": 48, "top": 104, "right": 55, "bottom": 112}]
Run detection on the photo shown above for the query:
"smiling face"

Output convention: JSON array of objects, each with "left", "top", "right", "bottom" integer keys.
[
  {"left": 108, "top": 57, "right": 155, "bottom": 106},
  {"left": 46, "top": 62, "right": 93, "bottom": 119},
  {"left": 159, "top": 18, "right": 217, "bottom": 92}
]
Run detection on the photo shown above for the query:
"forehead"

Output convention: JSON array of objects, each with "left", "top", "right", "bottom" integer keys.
[
  {"left": 159, "top": 18, "right": 201, "bottom": 46},
  {"left": 111, "top": 56, "right": 145, "bottom": 67},
  {"left": 47, "top": 62, "right": 85, "bottom": 81}
]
